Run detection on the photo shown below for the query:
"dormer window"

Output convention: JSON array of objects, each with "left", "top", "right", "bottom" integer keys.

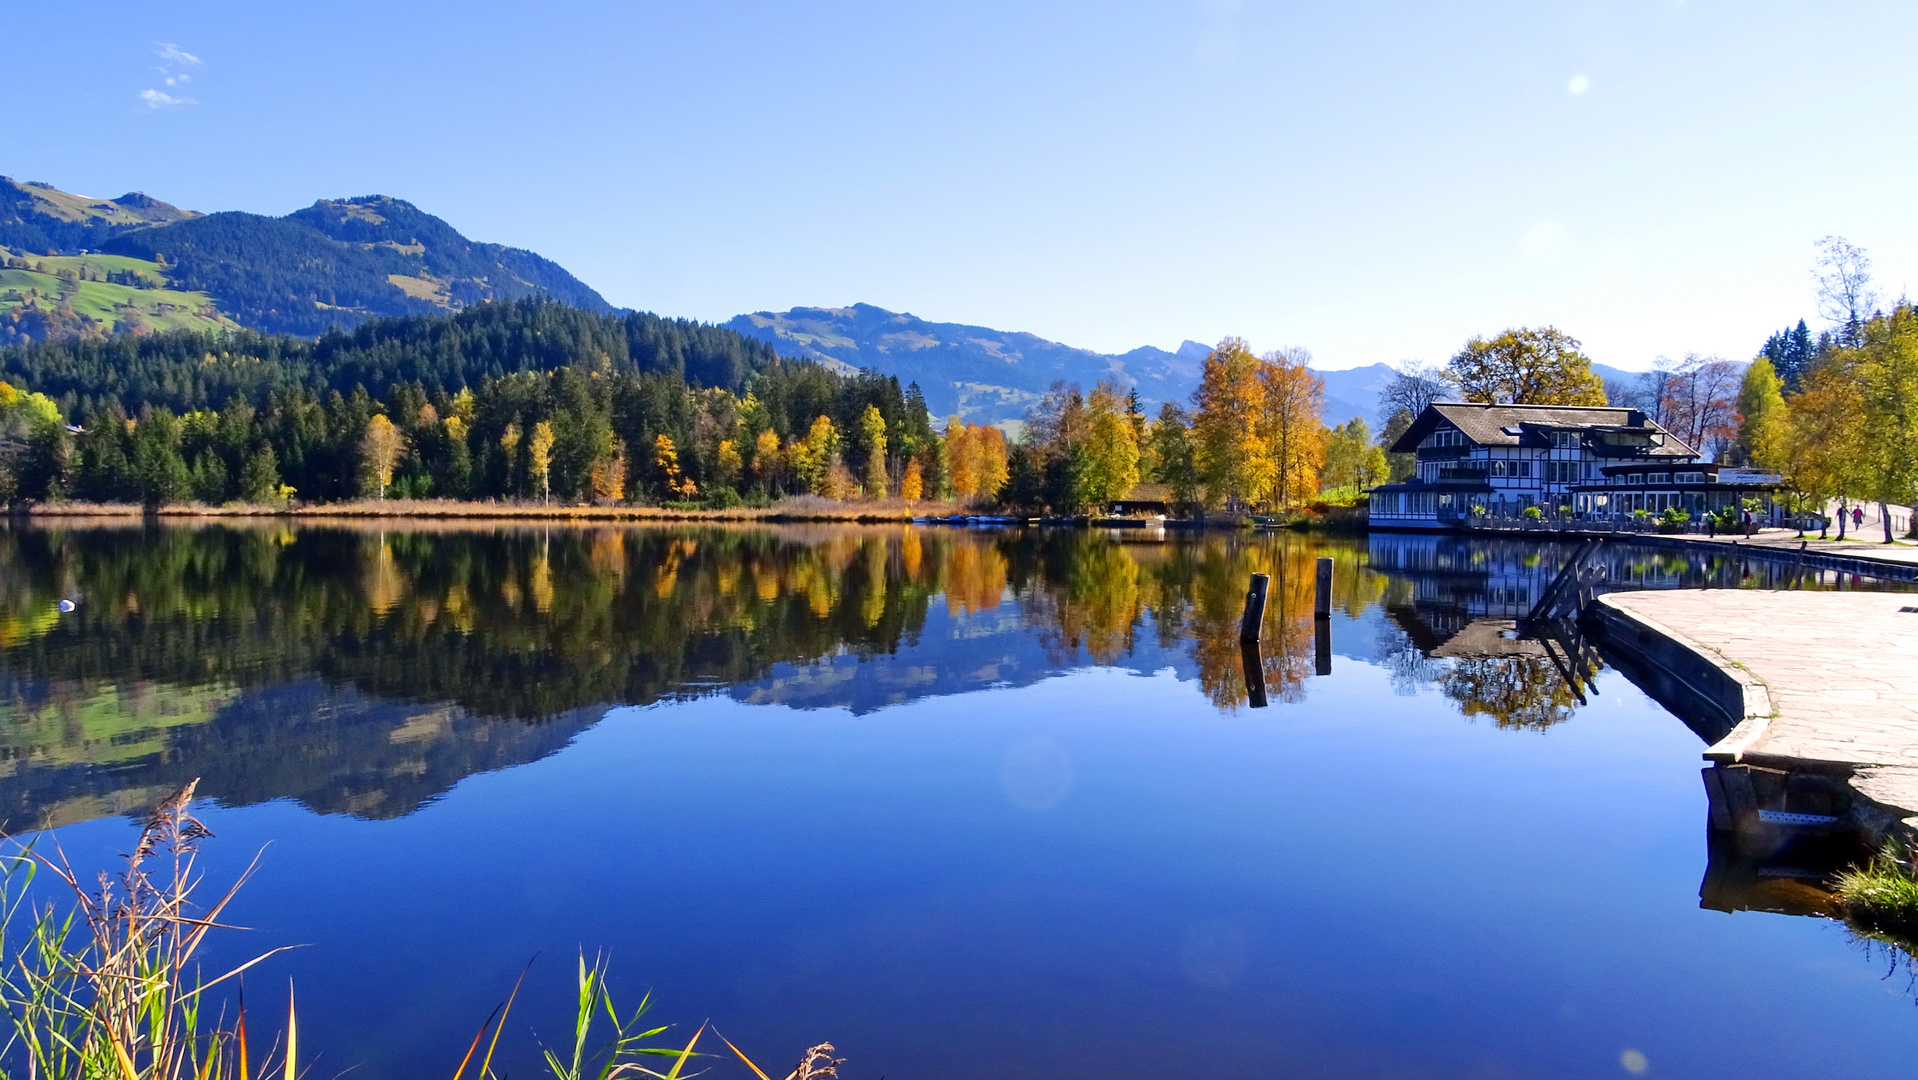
[
  {"left": 1552, "top": 431, "right": 1580, "bottom": 449},
  {"left": 1425, "top": 428, "right": 1466, "bottom": 449},
  {"left": 1676, "top": 471, "right": 1703, "bottom": 483}
]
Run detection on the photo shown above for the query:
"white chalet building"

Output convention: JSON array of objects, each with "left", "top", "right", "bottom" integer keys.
[{"left": 1369, "top": 402, "right": 1701, "bottom": 531}]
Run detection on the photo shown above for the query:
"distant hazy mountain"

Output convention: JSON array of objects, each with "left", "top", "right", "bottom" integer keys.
[
  {"left": 2, "top": 177, "right": 614, "bottom": 339},
  {"left": 724, "top": 303, "right": 1210, "bottom": 425}
]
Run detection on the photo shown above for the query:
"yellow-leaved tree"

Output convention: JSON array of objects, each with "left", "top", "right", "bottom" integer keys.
[
  {"left": 1192, "top": 338, "right": 1264, "bottom": 510},
  {"left": 1257, "top": 348, "right": 1326, "bottom": 510},
  {"left": 529, "top": 421, "right": 555, "bottom": 505},
  {"left": 859, "top": 404, "right": 888, "bottom": 499},
  {"left": 360, "top": 414, "right": 405, "bottom": 500}
]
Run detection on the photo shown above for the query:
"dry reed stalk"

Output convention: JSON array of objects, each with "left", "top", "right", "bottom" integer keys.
[{"left": 0, "top": 778, "right": 291, "bottom": 1080}]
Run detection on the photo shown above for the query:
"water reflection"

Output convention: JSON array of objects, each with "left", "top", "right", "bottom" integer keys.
[{"left": 0, "top": 522, "right": 1902, "bottom": 832}]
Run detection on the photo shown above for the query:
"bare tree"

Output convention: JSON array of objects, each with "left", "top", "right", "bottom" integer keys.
[
  {"left": 1379, "top": 362, "right": 1449, "bottom": 417},
  {"left": 1814, "top": 235, "right": 1878, "bottom": 346},
  {"left": 1656, "top": 353, "right": 1743, "bottom": 458}
]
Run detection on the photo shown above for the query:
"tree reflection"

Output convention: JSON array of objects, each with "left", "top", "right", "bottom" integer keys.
[
  {"left": 1438, "top": 654, "right": 1589, "bottom": 731},
  {"left": 0, "top": 522, "right": 1621, "bottom": 827}
]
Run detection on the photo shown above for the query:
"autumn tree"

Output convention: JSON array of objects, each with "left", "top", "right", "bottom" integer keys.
[
  {"left": 1445, "top": 327, "right": 1606, "bottom": 406},
  {"left": 752, "top": 428, "right": 782, "bottom": 491},
  {"left": 788, "top": 415, "right": 840, "bottom": 497},
  {"left": 360, "top": 413, "right": 405, "bottom": 500},
  {"left": 1191, "top": 338, "right": 1263, "bottom": 510},
  {"left": 858, "top": 403, "right": 888, "bottom": 498},
  {"left": 1785, "top": 365, "right": 1868, "bottom": 537},
  {"left": 1255, "top": 348, "right": 1326, "bottom": 509},
  {"left": 715, "top": 438, "right": 743, "bottom": 490},
  {"left": 901, "top": 458, "right": 924, "bottom": 501},
  {"left": 1082, "top": 380, "right": 1141, "bottom": 506},
  {"left": 944, "top": 418, "right": 1008, "bottom": 501},
  {"left": 653, "top": 432, "right": 696, "bottom": 500},
  {"left": 529, "top": 420, "right": 555, "bottom": 505},
  {"left": 589, "top": 438, "right": 627, "bottom": 502},
  {"left": 1829, "top": 304, "right": 1918, "bottom": 541},
  {"left": 1732, "top": 356, "right": 1786, "bottom": 467},
  {"left": 499, "top": 422, "right": 522, "bottom": 496}
]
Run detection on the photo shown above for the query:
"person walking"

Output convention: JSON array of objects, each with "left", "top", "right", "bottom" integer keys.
[
  {"left": 1852, "top": 506, "right": 1864, "bottom": 532},
  {"left": 1706, "top": 514, "right": 1716, "bottom": 539}
]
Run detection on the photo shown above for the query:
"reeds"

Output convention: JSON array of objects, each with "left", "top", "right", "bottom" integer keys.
[
  {"left": 0, "top": 780, "right": 839, "bottom": 1080},
  {"left": 0, "top": 779, "right": 291, "bottom": 1080}
]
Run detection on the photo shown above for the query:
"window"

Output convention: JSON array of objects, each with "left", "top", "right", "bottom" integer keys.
[
  {"left": 1552, "top": 431, "right": 1581, "bottom": 449},
  {"left": 1545, "top": 460, "right": 1583, "bottom": 484},
  {"left": 1676, "top": 471, "right": 1704, "bottom": 483},
  {"left": 1510, "top": 459, "right": 1531, "bottom": 478},
  {"left": 1630, "top": 473, "right": 1644, "bottom": 484},
  {"left": 1424, "top": 428, "right": 1466, "bottom": 449},
  {"left": 1489, "top": 460, "right": 1506, "bottom": 477},
  {"left": 1648, "top": 472, "right": 1670, "bottom": 484}
]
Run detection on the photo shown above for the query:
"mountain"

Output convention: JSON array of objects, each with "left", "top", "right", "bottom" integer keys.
[
  {"left": 0, "top": 178, "right": 200, "bottom": 252},
  {"left": 724, "top": 303, "right": 1209, "bottom": 425},
  {"left": 1314, "top": 363, "right": 1400, "bottom": 429},
  {"left": 1, "top": 177, "right": 615, "bottom": 340}
]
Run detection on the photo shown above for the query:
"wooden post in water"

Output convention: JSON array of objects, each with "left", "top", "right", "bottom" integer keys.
[
  {"left": 1239, "top": 573, "right": 1270, "bottom": 643},
  {"left": 1314, "top": 558, "right": 1333, "bottom": 619},
  {"left": 1241, "top": 641, "right": 1268, "bottom": 708}
]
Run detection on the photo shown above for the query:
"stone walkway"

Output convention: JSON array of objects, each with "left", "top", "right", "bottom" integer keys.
[{"left": 1598, "top": 590, "right": 1918, "bottom": 821}]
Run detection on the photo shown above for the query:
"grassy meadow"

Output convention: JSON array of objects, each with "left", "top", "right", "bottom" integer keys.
[{"left": 0, "top": 249, "right": 238, "bottom": 336}]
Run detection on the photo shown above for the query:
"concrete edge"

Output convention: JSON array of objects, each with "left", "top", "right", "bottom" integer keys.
[{"left": 1589, "top": 594, "right": 1776, "bottom": 762}]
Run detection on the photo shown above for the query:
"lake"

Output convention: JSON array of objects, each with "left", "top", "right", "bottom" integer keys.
[{"left": 0, "top": 521, "right": 1912, "bottom": 1079}]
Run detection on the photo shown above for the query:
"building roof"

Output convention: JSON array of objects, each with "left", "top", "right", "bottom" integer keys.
[
  {"left": 1387, "top": 401, "right": 1697, "bottom": 457},
  {"left": 1117, "top": 483, "right": 1171, "bottom": 502}
]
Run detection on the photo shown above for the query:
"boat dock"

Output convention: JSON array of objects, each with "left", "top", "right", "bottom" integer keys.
[{"left": 1590, "top": 590, "right": 1918, "bottom": 842}]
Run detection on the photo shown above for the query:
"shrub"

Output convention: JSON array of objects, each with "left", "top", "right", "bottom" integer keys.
[{"left": 1521, "top": 505, "right": 1542, "bottom": 522}]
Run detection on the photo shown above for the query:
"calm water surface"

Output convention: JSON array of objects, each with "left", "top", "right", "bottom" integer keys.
[{"left": 0, "top": 522, "right": 1912, "bottom": 1079}]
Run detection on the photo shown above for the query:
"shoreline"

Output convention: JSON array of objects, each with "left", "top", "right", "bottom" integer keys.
[
  {"left": 1588, "top": 590, "right": 1918, "bottom": 849},
  {"left": 7, "top": 497, "right": 956, "bottom": 524}
]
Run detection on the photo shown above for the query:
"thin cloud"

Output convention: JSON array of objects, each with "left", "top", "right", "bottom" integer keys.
[
  {"left": 155, "top": 43, "right": 203, "bottom": 66},
  {"left": 139, "top": 88, "right": 196, "bottom": 109},
  {"left": 144, "top": 42, "right": 204, "bottom": 108}
]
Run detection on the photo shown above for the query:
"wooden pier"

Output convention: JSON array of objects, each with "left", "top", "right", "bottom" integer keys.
[{"left": 1590, "top": 590, "right": 1918, "bottom": 841}]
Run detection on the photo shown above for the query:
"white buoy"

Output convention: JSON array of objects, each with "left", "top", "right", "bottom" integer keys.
[{"left": 57, "top": 599, "right": 75, "bottom": 612}]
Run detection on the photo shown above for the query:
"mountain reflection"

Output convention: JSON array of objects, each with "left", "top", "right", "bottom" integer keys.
[{"left": 0, "top": 522, "right": 1781, "bottom": 829}]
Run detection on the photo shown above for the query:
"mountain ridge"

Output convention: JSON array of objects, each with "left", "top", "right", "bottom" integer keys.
[
  {"left": 1, "top": 178, "right": 614, "bottom": 340},
  {"left": 724, "top": 302, "right": 1207, "bottom": 425}
]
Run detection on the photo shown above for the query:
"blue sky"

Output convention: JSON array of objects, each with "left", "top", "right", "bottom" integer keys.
[{"left": 7, "top": 1, "right": 1914, "bottom": 370}]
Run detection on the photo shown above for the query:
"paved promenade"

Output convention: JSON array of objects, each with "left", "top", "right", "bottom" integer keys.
[
  {"left": 1597, "top": 590, "right": 1918, "bottom": 824},
  {"left": 1674, "top": 527, "right": 1918, "bottom": 569}
]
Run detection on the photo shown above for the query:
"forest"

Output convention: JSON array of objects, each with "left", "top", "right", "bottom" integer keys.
[{"left": 0, "top": 298, "right": 940, "bottom": 508}]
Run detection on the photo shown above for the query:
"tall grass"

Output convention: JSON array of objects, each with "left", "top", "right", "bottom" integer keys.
[
  {"left": 0, "top": 780, "right": 838, "bottom": 1080},
  {"left": 0, "top": 779, "right": 289, "bottom": 1080},
  {"left": 1835, "top": 841, "right": 1918, "bottom": 935}
]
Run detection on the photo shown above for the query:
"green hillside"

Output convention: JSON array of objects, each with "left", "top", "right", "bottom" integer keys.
[
  {"left": 2, "top": 177, "right": 617, "bottom": 341},
  {"left": 0, "top": 248, "right": 239, "bottom": 344}
]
